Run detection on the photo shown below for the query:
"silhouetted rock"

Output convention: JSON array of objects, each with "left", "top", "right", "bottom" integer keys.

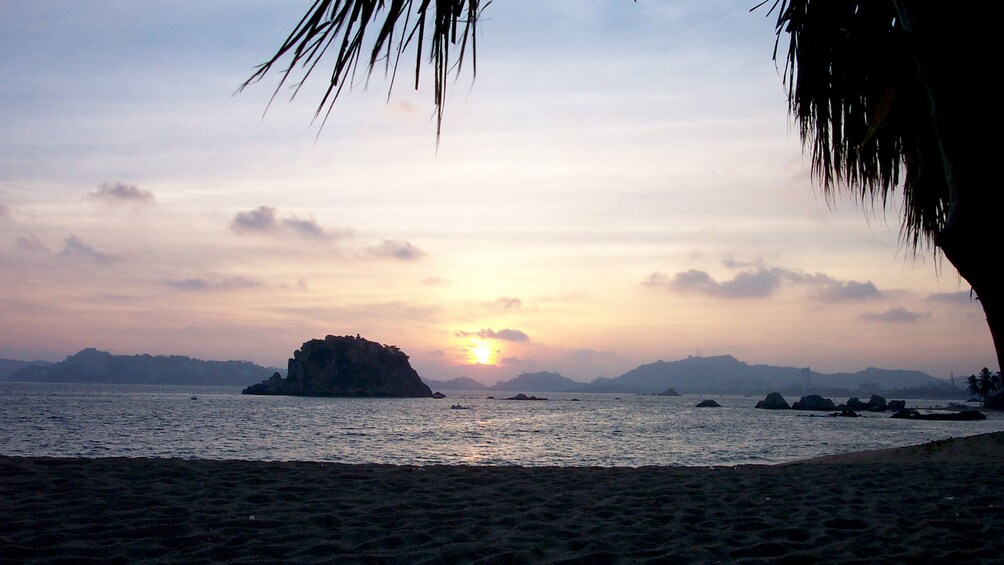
[
  {"left": 656, "top": 388, "right": 681, "bottom": 397},
  {"left": 505, "top": 393, "right": 546, "bottom": 401},
  {"left": 695, "top": 399, "right": 721, "bottom": 408},
  {"left": 791, "top": 395, "right": 837, "bottom": 411},
  {"left": 868, "top": 394, "right": 888, "bottom": 410},
  {"left": 843, "top": 396, "right": 890, "bottom": 412},
  {"left": 755, "top": 392, "right": 790, "bottom": 409},
  {"left": 890, "top": 409, "right": 986, "bottom": 421},
  {"left": 887, "top": 399, "right": 906, "bottom": 412},
  {"left": 242, "top": 335, "right": 432, "bottom": 397},
  {"left": 831, "top": 410, "right": 860, "bottom": 417},
  {"left": 432, "top": 391, "right": 447, "bottom": 399}
]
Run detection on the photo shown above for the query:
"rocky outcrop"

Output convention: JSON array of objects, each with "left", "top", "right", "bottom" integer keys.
[
  {"left": 791, "top": 395, "right": 837, "bottom": 411},
  {"left": 656, "top": 388, "right": 681, "bottom": 397},
  {"left": 504, "top": 393, "right": 547, "bottom": 401},
  {"left": 695, "top": 399, "right": 722, "bottom": 408},
  {"left": 432, "top": 391, "right": 447, "bottom": 399},
  {"left": 840, "top": 395, "right": 891, "bottom": 412},
  {"left": 755, "top": 392, "right": 790, "bottom": 410},
  {"left": 242, "top": 335, "right": 432, "bottom": 397}
]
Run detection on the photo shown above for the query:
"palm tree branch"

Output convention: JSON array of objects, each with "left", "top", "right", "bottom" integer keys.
[{"left": 238, "top": 0, "right": 485, "bottom": 138}]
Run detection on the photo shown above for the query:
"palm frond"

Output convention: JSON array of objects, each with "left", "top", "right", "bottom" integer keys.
[
  {"left": 238, "top": 0, "right": 486, "bottom": 141},
  {"left": 766, "top": 0, "right": 948, "bottom": 252}
]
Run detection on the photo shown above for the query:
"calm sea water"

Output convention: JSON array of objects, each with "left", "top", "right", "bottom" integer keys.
[{"left": 2, "top": 382, "right": 1001, "bottom": 466}]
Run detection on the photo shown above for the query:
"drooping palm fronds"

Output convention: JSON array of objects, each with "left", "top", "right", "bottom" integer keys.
[
  {"left": 239, "top": 0, "right": 486, "bottom": 140},
  {"left": 766, "top": 0, "right": 949, "bottom": 252}
]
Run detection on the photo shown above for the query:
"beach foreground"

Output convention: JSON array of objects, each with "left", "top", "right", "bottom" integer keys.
[{"left": 3, "top": 433, "right": 1004, "bottom": 564}]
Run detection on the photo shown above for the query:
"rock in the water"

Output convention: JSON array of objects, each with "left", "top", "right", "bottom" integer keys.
[
  {"left": 791, "top": 395, "right": 837, "bottom": 411},
  {"left": 845, "top": 395, "right": 890, "bottom": 412},
  {"left": 505, "top": 393, "right": 546, "bottom": 401},
  {"left": 657, "top": 388, "right": 681, "bottom": 397},
  {"left": 831, "top": 410, "right": 860, "bottom": 417},
  {"left": 887, "top": 399, "right": 906, "bottom": 412},
  {"left": 890, "top": 409, "right": 986, "bottom": 421},
  {"left": 695, "top": 399, "right": 721, "bottom": 408},
  {"left": 755, "top": 392, "right": 790, "bottom": 410},
  {"left": 868, "top": 394, "right": 888, "bottom": 411},
  {"left": 432, "top": 391, "right": 447, "bottom": 399},
  {"left": 242, "top": 335, "right": 432, "bottom": 397}
]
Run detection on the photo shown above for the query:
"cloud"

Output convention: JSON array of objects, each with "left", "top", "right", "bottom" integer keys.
[
  {"left": 86, "top": 182, "right": 156, "bottom": 206},
  {"left": 16, "top": 236, "right": 49, "bottom": 253},
  {"left": 497, "top": 355, "right": 539, "bottom": 368},
  {"left": 813, "top": 280, "right": 883, "bottom": 302},
  {"left": 422, "top": 277, "right": 445, "bottom": 286},
  {"left": 455, "top": 328, "right": 531, "bottom": 342},
  {"left": 367, "top": 240, "right": 426, "bottom": 261},
  {"left": 646, "top": 261, "right": 888, "bottom": 302},
  {"left": 231, "top": 205, "right": 350, "bottom": 240},
  {"left": 0, "top": 204, "right": 9, "bottom": 219},
  {"left": 489, "top": 297, "right": 522, "bottom": 310},
  {"left": 231, "top": 205, "right": 279, "bottom": 233},
  {"left": 282, "top": 215, "right": 339, "bottom": 239},
  {"left": 60, "top": 236, "right": 118, "bottom": 264},
  {"left": 859, "top": 306, "right": 930, "bottom": 324},
  {"left": 162, "top": 276, "right": 265, "bottom": 291},
  {"left": 649, "top": 268, "right": 781, "bottom": 299},
  {"left": 927, "top": 291, "right": 976, "bottom": 304}
]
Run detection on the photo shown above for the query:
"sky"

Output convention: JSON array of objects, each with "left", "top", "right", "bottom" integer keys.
[{"left": 0, "top": 1, "right": 994, "bottom": 383}]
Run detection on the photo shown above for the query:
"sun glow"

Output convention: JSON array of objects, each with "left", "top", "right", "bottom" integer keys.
[{"left": 470, "top": 345, "right": 494, "bottom": 365}]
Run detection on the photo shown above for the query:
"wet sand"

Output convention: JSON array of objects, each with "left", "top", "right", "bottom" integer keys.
[{"left": 3, "top": 432, "right": 1003, "bottom": 563}]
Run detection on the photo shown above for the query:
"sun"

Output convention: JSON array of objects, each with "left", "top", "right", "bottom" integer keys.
[{"left": 470, "top": 345, "right": 493, "bottom": 365}]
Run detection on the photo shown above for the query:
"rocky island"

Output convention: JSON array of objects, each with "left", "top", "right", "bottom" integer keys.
[{"left": 242, "top": 335, "right": 432, "bottom": 397}]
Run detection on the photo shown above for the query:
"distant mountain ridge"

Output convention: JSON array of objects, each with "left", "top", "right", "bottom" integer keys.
[
  {"left": 588, "top": 355, "right": 952, "bottom": 395},
  {"left": 428, "top": 355, "right": 956, "bottom": 396},
  {"left": 490, "top": 371, "right": 588, "bottom": 392},
  {"left": 7, "top": 348, "right": 282, "bottom": 386},
  {"left": 423, "top": 376, "right": 489, "bottom": 391},
  {"left": 0, "top": 358, "right": 52, "bottom": 380}
]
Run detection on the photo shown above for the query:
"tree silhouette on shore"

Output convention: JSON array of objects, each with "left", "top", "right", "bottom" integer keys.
[
  {"left": 966, "top": 368, "right": 1002, "bottom": 408},
  {"left": 241, "top": 1, "right": 1001, "bottom": 372}
]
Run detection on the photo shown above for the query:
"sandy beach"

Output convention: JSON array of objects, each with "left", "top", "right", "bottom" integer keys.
[{"left": 3, "top": 432, "right": 1003, "bottom": 564}]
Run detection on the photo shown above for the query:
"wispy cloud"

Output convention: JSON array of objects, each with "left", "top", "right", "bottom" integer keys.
[
  {"left": 645, "top": 260, "right": 888, "bottom": 302},
  {"left": 231, "top": 205, "right": 350, "bottom": 240},
  {"left": 927, "top": 291, "right": 976, "bottom": 304},
  {"left": 162, "top": 276, "right": 265, "bottom": 291},
  {"left": 60, "top": 236, "right": 118, "bottom": 264},
  {"left": 455, "top": 328, "right": 530, "bottom": 342},
  {"left": 812, "top": 280, "right": 883, "bottom": 302},
  {"left": 422, "top": 277, "right": 445, "bottom": 286},
  {"left": 367, "top": 239, "right": 426, "bottom": 261},
  {"left": 859, "top": 306, "right": 930, "bottom": 324},
  {"left": 86, "top": 182, "right": 156, "bottom": 206},
  {"left": 645, "top": 267, "right": 781, "bottom": 299},
  {"left": 0, "top": 204, "right": 9, "bottom": 219},
  {"left": 16, "top": 236, "right": 49, "bottom": 253},
  {"left": 488, "top": 297, "right": 522, "bottom": 310}
]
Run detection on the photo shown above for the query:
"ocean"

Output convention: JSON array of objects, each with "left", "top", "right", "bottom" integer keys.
[{"left": 2, "top": 382, "right": 1001, "bottom": 466}]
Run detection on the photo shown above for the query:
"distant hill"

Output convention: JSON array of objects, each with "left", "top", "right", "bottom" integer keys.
[
  {"left": 7, "top": 348, "right": 282, "bottom": 386},
  {"left": 491, "top": 371, "right": 587, "bottom": 392},
  {"left": 586, "top": 355, "right": 955, "bottom": 396},
  {"left": 0, "top": 358, "right": 52, "bottom": 380},
  {"left": 423, "top": 376, "right": 489, "bottom": 391}
]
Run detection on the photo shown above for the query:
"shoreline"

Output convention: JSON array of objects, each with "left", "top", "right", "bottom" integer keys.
[{"left": 4, "top": 432, "right": 1003, "bottom": 563}]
